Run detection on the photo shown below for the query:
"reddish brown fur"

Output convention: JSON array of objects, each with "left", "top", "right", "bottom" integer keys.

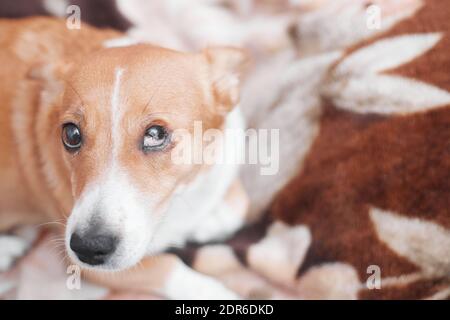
[
  {"left": 0, "top": 17, "right": 248, "bottom": 297},
  {"left": 0, "top": 17, "right": 120, "bottom": 228}
]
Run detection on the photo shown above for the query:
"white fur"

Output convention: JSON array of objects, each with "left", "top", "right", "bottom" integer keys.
[
  {"left": 65, "top": 169, "right": 157, "bottom": 271},
  {"left": 190, "top": 201, "right": 242, "bottom": 243},
  {"left": 111, "top": 68, "right": 124, "bottom": 158},
  {"left": 150, "top": 107, "right": 246, "bottom": 252}
]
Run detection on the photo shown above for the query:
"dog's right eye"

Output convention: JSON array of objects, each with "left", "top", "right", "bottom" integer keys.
[{"left": 62, "top": 123, "right": 82, "bottom": 152}]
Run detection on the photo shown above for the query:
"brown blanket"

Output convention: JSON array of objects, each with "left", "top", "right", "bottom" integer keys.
[{"left": 180, "top": 0, "right": 450, "bottom": 299}]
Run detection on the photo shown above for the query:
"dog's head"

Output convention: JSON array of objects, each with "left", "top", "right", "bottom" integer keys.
[{"left": 58, "top": 45, "right": 246, "bottom": 271}]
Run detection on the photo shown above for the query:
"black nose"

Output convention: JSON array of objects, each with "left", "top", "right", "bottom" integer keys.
[{"left": 70, "top": 231, "right": 118, "bottom": 265}]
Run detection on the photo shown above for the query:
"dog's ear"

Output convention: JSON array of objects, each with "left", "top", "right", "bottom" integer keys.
[
  {"left": 27, "top": 60, "right": 73, "bottom": 82},
  {"left": 203, "top": 46, "right": 250, "bottom": 113},
  {"left": 27, "top": 61, "right": 74, "bottom": 108}
]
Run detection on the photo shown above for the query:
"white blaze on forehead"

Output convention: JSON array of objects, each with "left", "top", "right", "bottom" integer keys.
[{"left": 111, "top": 67, "right": 125, "bottom": 158}]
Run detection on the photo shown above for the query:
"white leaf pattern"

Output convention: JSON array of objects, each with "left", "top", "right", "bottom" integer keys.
[
  {"left": 370, "top": 207, "right": 450, "bottom": 277},
  {"left": 327, "top": 74, "right": 450, "bottom": 114},
  {"left": 336, "top": 33, "right": 442, "bottom": 75},
  {"left": 323, "top": 33, "right": 450, "bottom": 115}
]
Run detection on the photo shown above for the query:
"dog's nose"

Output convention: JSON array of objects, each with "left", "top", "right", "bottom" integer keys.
[{"left": 70, "top": 231, "right": 118, "bottom": 265}]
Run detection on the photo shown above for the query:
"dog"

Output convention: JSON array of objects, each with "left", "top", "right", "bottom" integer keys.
[{"left": 0, "top": 17, "right": 249, "bottom": 299}]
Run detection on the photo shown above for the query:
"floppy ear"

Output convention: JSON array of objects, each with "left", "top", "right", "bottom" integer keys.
[
  {"left": 27, "top": 60, "right": 73, "bottom": 82},
  {"left": 203, "top": 46, "right": 249, "bottom": 113},
  {"left": 27, "top": 60, "right": 74, "bottom": 112}
]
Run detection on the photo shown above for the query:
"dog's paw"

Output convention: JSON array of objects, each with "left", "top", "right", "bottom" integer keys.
[{"left": 0, "top": 235, "right": 30, "bottom": 272}]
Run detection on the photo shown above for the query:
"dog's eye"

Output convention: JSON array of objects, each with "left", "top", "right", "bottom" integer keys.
[
  {"left": 62, "top": 123, "right": 82, "bottom": 152},
  {"left": 143, "top": 125, "right": 170, "bottom": 152}
]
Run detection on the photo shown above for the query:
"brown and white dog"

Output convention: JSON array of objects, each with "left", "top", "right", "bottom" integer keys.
[{"left": 0, "top": 17, "right": 248, "bottom": 299}]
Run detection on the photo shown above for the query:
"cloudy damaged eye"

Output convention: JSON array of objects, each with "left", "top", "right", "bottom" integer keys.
[
  {"left": 142, "top": 125, "right": 170, "bottom": 152},
  {"left": 62, "top": 123, "right": 82, "bottom": 152}
]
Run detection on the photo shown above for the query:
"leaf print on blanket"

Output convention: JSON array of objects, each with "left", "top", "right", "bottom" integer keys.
[
  {"left": 323, "top": 33, "right": 450, "bottom": 115},
  {"left": 370, "top": 207, "right": 450, "bottom": 277}
]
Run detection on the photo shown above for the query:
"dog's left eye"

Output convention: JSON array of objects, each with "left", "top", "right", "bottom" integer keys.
[{"left": 142, "top": 125, "right": 170, "bottom": 152}]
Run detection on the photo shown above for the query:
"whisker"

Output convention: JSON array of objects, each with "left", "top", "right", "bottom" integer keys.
[{"left": 35, "top": 221, "right": 66, "bottom": 228}]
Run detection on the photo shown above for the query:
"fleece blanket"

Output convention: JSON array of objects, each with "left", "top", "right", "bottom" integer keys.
[
  {"left": 1, "top": 0, "right": 449, "bottom": 299},
  {"left": 225, "top": 0, "right": 450, "bottom": 299}
]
